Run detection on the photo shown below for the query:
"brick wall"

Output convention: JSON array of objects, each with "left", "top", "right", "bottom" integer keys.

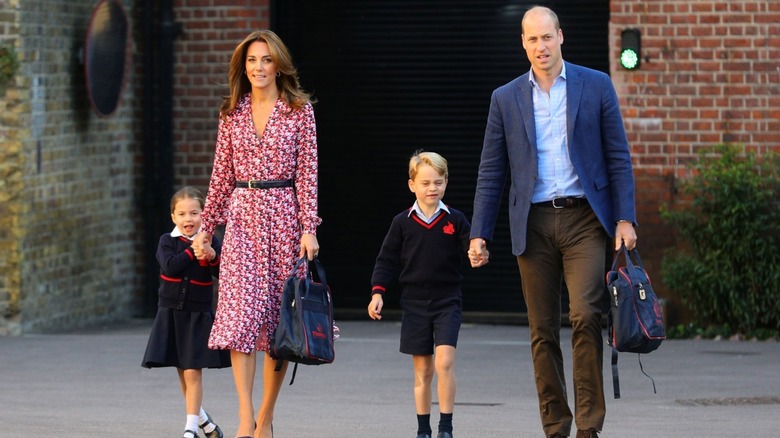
[
  {"left": 0, "top": 0, "right": 272, "bottom": 334},
  {"left": 171, "top": 0, "right": 271, "bottom": 191},
  {"left": 611, "top": 0, "right": 779, "bottom": 165},
  {"left": 0, "top": 0, "right": 23, "bottom": 334},
  {"left": 0, "top": 0, "right": 140, "bottom": 334},
  {"left": 610, "top": 0, "right": 780, "bottom": 323}
]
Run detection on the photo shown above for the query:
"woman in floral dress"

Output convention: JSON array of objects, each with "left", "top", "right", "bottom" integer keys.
[{"left": 193, "top": 30, "right": 321, "bottom": 438}]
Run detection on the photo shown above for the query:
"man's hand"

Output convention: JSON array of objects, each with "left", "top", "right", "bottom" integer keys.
[
  {"left": 468, "top": 238, "right": 490, "bottom": 268},
  {"left": 615, "top": 222, "right": 637, "bottom": 250}
]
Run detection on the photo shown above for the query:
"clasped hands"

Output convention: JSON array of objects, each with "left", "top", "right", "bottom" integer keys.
[
  {"left": 468, "top": 238, "right": 490, "bottom": 268},
  {"left": 192, "top": 232, "right": 216, "bottom": 261}
]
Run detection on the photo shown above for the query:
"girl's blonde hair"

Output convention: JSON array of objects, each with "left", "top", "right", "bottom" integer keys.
[
  {"left": 170, "top": 186, "right": 206, "bottom": 213},
  {"left": 409, "top": 150, "right": 449, "bottom": 180},
  {"left": 220, "top": 30, "right": 313, "bottom": 118}
]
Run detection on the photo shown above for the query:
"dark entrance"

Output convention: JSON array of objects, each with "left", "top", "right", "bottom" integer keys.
[{"left": 272, "top": 1, "right": 609, "bottom": 317}]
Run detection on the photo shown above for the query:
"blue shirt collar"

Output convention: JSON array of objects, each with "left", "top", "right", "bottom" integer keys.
[
  {"left": 529, "top": 61, "right": 567, "bottom": 87},
  {"left": 408, "top": 200, "right": 450, "bottom": 222}
]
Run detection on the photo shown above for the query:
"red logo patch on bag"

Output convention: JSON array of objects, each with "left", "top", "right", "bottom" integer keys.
[{"left": 312, "top": 323, "right": 327, "bottom": 339}]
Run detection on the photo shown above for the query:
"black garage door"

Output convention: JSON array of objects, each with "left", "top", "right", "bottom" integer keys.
[{"left": 272, "top": 0, "right": 609, "bottom": 317}]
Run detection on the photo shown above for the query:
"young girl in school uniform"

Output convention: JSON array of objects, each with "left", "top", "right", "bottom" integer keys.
[{"left": 142, "top": 186, "right": 232, "bottom": 438}]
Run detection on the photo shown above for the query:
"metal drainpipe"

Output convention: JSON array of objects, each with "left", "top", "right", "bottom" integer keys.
[
  {"left": 141, "top": 0, "right": 181, "bottom": 317},
  {"left": 158, "top": 0, "right": 181, "bottom": 214}
]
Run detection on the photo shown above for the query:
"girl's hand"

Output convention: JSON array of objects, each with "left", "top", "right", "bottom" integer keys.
[
  {"left": 197, "top": 242, "right": 215, "bottom": 261},
  {"left": 193, "top": 232, "right": 213, "bottom": 259}
]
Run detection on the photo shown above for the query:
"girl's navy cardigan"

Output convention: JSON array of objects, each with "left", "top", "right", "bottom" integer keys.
[{"left": 156, "top": 233, "right": 221, "bottom": 312}]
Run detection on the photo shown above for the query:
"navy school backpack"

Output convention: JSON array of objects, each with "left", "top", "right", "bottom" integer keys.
[
  {"left": 270, "top": 256, "right": 335, "bottom": 385},
  {"left": 606, "top": 244, "right": 666, "bottom": 398}
]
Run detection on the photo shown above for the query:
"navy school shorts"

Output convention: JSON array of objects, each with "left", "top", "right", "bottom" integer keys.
[{"left": 399, "top": 295, "right": 462, "bottom": 355}]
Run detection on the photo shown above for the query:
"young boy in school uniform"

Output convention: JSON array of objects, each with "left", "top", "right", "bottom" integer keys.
[{"left": 368, "top": 150, "right": 479, "bottom": 438}]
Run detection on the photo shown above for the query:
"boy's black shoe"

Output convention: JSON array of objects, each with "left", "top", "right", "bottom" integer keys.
[
  {"left": 437, "top": 432, "right": 453, "bottom": 438},
  {"left": 416, "top": 434, "right": 432, "bottom": 438}
]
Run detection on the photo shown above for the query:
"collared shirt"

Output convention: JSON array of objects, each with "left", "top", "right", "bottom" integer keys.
[
  {"left": 408, "top": 200, "right": 450, "bottom": 224},
  {"left": 529, "top": 63, "right": 585, "bottom": 203},
  {"left": 170, "top": 226, "right": 199, "bottom": 241}
]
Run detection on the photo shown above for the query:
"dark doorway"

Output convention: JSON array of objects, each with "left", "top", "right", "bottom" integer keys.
[{"left": 272, "top": 1, "right": 609, "bottom": 316}]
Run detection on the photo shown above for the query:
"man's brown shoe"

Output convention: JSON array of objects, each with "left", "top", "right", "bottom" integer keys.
[{"left": 576, "top": 429, "right": 599, "bottom": 438}]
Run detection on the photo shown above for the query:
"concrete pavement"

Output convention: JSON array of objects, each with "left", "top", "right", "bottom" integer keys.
[{"left": 1, "top": 319, "right": 778, "bottom": 437}]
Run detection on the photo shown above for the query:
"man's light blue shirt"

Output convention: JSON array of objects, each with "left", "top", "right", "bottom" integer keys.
[{"left": 529, "top": 62, "right": 585, "bottom": 203}]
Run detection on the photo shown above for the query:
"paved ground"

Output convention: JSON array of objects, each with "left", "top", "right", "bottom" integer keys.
[{"left": 1, "top": 319, "right": 778, "bottom": 437}]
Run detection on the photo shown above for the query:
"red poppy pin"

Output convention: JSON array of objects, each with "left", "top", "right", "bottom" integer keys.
[{"left": 443, "top": 222, "right": 455, "bottom": 235}]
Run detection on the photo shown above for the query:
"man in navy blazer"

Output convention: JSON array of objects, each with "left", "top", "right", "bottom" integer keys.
[{"left": 468, "top": 6, "right": 637, "bottom": 438}]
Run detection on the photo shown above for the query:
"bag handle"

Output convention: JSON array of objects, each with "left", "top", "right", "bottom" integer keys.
[
  {"left": 611, "top": 243, "right": 645, "bottom": 286},
  {"left": 289, "top": 256, "right": 329, "bottom": 291},
  {"left": 308, "top": 256, "right": 328, "bottom": 289}
]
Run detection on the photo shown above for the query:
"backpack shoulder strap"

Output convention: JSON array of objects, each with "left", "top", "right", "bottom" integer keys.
[
  {"left": 611, "top": 345, "right": 621, "bottom": 399},
  {"left": 274, "top": 359, "right": 300, "bottom": 386}
]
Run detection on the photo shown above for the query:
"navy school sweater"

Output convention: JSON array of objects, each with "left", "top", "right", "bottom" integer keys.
[
  {"left": 371, "top": 207, "right": 471, "bottom": 300},
  {"left": 156, "top": 233, "right": 221, "bottom": 312}
]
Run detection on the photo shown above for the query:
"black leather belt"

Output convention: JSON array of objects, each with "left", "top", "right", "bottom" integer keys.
[
  {"left": 235, "top": 180, "right": 293, "bottom": 189},
  {"left": 533, "top": 197, "right": 588, "bottom": 208}
]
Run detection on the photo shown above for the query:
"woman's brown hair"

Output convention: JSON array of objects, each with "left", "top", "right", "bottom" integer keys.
[{"left": 220, "top": 30, "right": 313, "bottom": 118}]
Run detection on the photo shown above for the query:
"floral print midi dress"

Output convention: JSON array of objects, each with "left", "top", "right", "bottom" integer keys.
[{"left": 202, "top": 93, "right": 321, "bottom": 354}]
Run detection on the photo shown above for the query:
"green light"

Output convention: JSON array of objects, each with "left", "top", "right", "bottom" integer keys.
[
  {"left": 620, "top": 28, "right": 641, "bottom": 71},
  {"left": 620, "top": 49, "right": 639, "bottom": 70}
]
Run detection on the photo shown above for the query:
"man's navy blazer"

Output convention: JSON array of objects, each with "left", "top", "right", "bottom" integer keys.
[{"left": 471, "top": 61, "right": 637, "bottom": 255}]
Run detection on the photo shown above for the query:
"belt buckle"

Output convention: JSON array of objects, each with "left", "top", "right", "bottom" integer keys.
[
  {"left": 248, "top": 180, "right": 259, "bottom": 189},
  {"left": 552, "top": 197, "right": 567, "bottom": 208}
]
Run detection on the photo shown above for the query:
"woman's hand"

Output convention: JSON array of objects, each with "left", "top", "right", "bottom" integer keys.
[
  {"left": 193, "top": 232, "right": 213, "bottom": 260},
  {"left": 300, "top": 233, "right": 320, "bottom": 260}
]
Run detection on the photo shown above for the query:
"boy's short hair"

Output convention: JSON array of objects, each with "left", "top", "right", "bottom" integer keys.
[{"left": 409, "top": 150, "right": 449, "bottom": 180}]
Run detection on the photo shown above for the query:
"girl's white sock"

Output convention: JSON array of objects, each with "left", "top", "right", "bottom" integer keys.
[
  {"left": 199, "top": 408, "right": 216, "bottom": 433},
  {"left": 184, "top": 414, "right": 199, "bottom": 436}
]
